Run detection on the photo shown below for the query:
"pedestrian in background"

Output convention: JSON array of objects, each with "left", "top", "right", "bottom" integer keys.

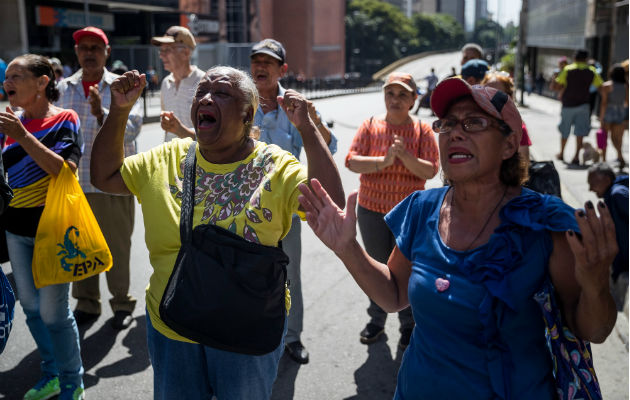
[
  {"left": 250, "top": 38, "right": 338, "bottom": 364},
  {"left": 299, "top": 77, "right": 617, "bottom": 399},
  {"left": 0, "top": 58, "right": 6, "bottom": 101},
  {"left": 57, "top": 26, "right": 142, "bottom": 330},
  {"left": 90, "top": 66, "right": 344, "bottom": 400},
  {"left": 553, "top": 49, "right": 603, "bottom": 165},
  {"left": 345, "top": 71, "right": 439, "bottom": 350},
  {"left": 413, "top": 67, "right": 437, "bottom": 115},
  {"left": 481, "top": 71, "right": 532, "bottom": 163},
  {"left": 151, "top": 26, "right": 205, "bottom": 142},
  {"left": 1, "top": 54, "right": 85, "bottom": 400},
  {"left": 461, "top": 59, "right": 489, "bottom": 86},
  {"left": 599, "top": 63, "right": 628, "bottom": 170},
  {"left": 460, "top": 43, "right": 483, "bottom": 66},
  {"left": 587, "top": 163, "right": 628, "bottom": 311}
]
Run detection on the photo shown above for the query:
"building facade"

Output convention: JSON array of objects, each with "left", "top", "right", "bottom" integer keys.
[
  {"left": 0, "top": 0, "right": 345, "bottom": 80},
  {"left": 526, "top": 0, "right": 628, "bottom": 82}
]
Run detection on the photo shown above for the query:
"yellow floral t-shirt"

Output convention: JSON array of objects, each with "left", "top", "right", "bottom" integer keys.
[{"left": 120, "top": 138, "right": 307, "bottom": 342}]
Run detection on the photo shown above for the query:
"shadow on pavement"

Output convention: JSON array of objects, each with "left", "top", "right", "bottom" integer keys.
[
  {"left": 0, "top": 348, "right": 41, "bottom": 399},
  {"left": 0, "top": 314, "right": 151, "bottom": 397},
  {"left": 344, "top": 334, "right": 402, "bottom": 400},
  {"left": 81, "top": 314, "right": 150, "bottom": 388},
  {"left": 271, "top": 351, "right": 302, "bottom": 400}
]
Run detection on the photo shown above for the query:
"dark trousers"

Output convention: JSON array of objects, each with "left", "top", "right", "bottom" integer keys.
[{"left": 357, "top": 205, "right": 414, "bottom": 333}]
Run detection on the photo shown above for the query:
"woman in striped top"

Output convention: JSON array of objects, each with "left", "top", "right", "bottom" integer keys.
[
  {"left": 0, "top": 54, "right": 85, "bottom": 400},
  {"left": 345, "top": 71, "right": 439, "bottom": 350}
]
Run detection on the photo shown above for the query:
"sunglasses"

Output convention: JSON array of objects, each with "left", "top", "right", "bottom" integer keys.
[{"left": 433, "top": 116, "right": 511, "bottom": 135}]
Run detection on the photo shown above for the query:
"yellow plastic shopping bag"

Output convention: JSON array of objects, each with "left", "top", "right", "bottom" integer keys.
[{"left": 32, "top": 163, "right": 112, "bottom": 288}]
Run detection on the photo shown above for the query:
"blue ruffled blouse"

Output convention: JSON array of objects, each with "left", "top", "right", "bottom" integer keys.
[{"left": 385, "top": 187, "right": 579, "bottom": 400}]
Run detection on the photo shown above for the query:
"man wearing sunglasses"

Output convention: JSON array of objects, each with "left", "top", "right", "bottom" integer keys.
[{"left": 151, "top": 26, "right": 205, "bottom": 142}]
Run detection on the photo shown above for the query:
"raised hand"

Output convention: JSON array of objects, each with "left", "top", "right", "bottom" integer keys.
[
  {"left": 160, "top": 111, "right": 184, "bottom": 136},
  {"left": 0, "top": 107, "right": 28, "bottom": 141},
  {"left": 298, "top": 178, "right": 358, "bottom": 254},
  {"left": 566, "top": 201, "right": 618, "bottom": 294},
  {"left": 110, "top": 70, "right": 146, "bottom": 111},
  {"left": 278, "top": 89, "right": 310, "bottom": 131},
  {"left": 88, "top": 84, "right": 103, "bottom": 118}
]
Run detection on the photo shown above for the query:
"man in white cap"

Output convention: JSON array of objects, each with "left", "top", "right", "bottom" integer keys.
[{"left": 151, "top": 26, "right": 205, "bottom": 142}]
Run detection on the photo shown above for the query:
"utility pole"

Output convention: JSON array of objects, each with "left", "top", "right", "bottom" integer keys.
[
  {"left": 515, "top": 0, "right": 528, "bottom": 106},
  {"left": 84, "top": 0, "right": 90, "bottom": 26}
]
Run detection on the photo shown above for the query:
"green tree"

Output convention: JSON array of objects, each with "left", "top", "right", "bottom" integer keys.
[
  {"left": 346, "top": 0, "right": 414, "bottom": 75},
  {"left": 471, "top": 18, "right": 504, "bottom": 50},
  {"left": 410, "top": 13, "right": 464, "bottom": 52}
]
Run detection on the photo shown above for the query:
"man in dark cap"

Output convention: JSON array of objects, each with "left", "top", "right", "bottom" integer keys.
[
  {"left": 250, "top": 38, "right": 337, "bottom": 364},
  {"left": 461, "top": 59, "right": 490, "bottom": 85},
  {"left": 56, "top": 26, "right": 142, "bottom": 330}
]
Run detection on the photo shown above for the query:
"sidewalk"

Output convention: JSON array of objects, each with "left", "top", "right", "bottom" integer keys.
[{"left": 514, "top": 92, "right": 629, "bottom": 398}]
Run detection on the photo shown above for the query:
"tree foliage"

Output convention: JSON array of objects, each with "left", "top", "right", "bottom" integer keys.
[
  {"left": 471, "top": 18, "right": 504, "bottom": 51},
  {"left": 410, "top": 13, "right": 464, "bottom": 53},
  {"left": 346, "top": 0, "right": 414, "bottom": 75}
]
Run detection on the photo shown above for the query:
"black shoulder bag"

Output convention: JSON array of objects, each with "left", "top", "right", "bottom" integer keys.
[{"left": 159, "top": 142, "right": 289, "bottom": 355}]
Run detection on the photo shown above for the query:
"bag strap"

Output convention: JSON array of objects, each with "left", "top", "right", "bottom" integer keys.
[{"left": 180, "top": 142, "right": 197, "bottom": 245}]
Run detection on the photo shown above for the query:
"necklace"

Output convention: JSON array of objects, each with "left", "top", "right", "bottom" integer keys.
[{"left": 451, "top": 185, "right": 508, "bottom": 252}]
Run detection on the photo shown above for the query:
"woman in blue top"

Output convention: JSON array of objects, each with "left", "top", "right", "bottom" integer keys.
[{"left": 297, "top": 78, "right": 618, "bottom": 399}]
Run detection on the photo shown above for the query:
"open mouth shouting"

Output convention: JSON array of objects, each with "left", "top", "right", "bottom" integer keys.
[
  {"left": 197, "top": 110, "right": 217, "bottom": 129},
  {"left": 448, "top": 147, "right": 473, "bottom": 164}
]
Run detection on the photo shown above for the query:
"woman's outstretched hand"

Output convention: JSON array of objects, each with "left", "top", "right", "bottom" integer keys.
[
  {"left": 298, "top": 178, "right": 358, "bottom": 254},
  {"left": 566, "top": 201, "right": 618, "bottom": 294}
]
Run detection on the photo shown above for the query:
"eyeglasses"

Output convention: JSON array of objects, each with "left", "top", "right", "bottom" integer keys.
[
  {"left": 432, "top": 116, "right": 494, "bottom": 134},
  {"left": 433, "top": 116, "right": 511, "bottom": 135}
]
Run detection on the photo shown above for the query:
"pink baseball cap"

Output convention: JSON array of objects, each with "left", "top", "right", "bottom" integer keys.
[
  {"left": 73, "top": 26, "right": 109, "bottom": 45},
  {"left": 383, "top": 72, "right": 418, "bottom": 95},
  {"left": 430, "top": 77, "right": 522, "bottom": 142}
]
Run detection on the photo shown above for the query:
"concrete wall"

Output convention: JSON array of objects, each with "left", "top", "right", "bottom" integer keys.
[{"left": 0, "top": 0, "right": 28, "bottom": 61}]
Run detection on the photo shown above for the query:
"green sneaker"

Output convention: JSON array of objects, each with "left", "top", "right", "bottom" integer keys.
[
  {"left": 59, "top": 383, "right": 85, "bottom": 400},
  {"left": 23, "top": 375, "right": 60, "bottom": 400}
]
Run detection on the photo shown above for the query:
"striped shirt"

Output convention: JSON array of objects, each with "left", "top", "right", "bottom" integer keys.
[
  {"left": 56, "top": 68, "right": 143, "bottom": 193},
  {"left": 345, "top": 116, "right": 439, "bottom": 214},
  {"left": 160, "top": 66, "right": 205, "bottom": 142},
  {"left": 0, "top": 110, "right": 82, "bottom": 237}
]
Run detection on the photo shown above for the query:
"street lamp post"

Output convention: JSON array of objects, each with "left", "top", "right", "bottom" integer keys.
[{"left": 515, "top": 0, "right": 529, "bottom": 106}]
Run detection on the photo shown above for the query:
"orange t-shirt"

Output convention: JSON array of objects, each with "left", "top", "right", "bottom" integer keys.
[{"left": 345, "top": 116, "right": 439, "bottom": 214}]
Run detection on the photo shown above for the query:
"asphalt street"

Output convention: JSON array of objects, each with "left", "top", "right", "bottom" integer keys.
[{"left": 0, "top": 51, "right": 628, "bottom": 399}]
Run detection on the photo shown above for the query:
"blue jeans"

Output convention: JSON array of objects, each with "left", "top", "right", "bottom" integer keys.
[
  {"left": 146, "top": 310, "right": 286, "bottom": 400},
  {"left": 6, "top": 231, "right": 83, "bottom": 388}
]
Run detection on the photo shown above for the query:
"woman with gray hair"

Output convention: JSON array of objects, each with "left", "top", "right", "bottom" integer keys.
[{"left": 90, "top": 66, "right": 344, "bottom": 399}]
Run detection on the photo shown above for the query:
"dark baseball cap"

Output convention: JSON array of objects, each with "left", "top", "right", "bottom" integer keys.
[
  {"left": 250, "top": 39, "right": 286, "bottom": 64},
  {"left": 461, "top": 59, "right": 489, "bottom": 80}
]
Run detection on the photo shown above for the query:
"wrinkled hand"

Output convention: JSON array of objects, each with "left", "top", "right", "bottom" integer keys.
[
  {"left": 278, "top": 89, "right": 310, "bottom": 130},
  {"left": 160, "top": 111, "right": 184, "bottom": 136},
  {"left": 0, "top": 107, "right": 28, "bottom": 141},
  {"left": 566, "top": 201, "right": 618, "bottom": 294},
  {"left": 88, "top": 85, "right": 102, "bottom": 117},
  {"left": 110, "top": 70, "right": 146, "bottom": 110},
  {"left": 298, "top": 179, "right": 358, "bottom": 254},
  {"left": 307, "top": 100, "right": 320, "bottom": 125},
  {"left": 391, "top": 135, "right": 410, "bottom": 161}
]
